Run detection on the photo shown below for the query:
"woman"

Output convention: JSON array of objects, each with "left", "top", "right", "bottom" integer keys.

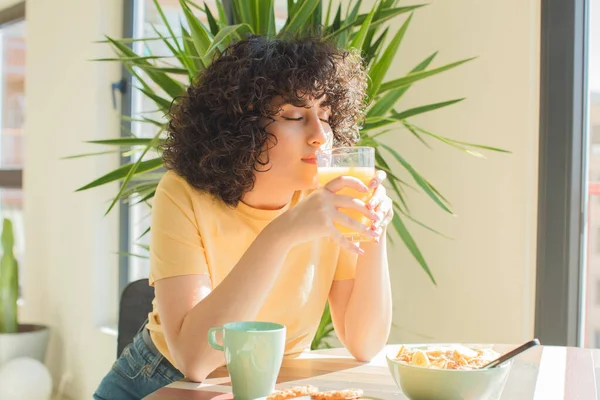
[{"left": 94, "top": 35, "right": 393, "bottom": 400}]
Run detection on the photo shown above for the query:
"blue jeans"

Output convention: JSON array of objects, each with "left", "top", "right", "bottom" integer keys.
[{"left": 93, "top": 327, "right": 184, "bottom": 400}]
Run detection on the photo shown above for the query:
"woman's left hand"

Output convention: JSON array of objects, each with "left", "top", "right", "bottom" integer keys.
[{"left": 366, "top": 170, "right": 394, "bottom": 242}]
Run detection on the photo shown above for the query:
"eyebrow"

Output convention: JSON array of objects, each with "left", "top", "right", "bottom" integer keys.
[{"left": 282, "top": 101, "right": 330, "bottom": 110}]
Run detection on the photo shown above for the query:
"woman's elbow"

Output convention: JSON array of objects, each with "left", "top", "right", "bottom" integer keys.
[
  {"left": 344, "top": 337, "right": 386, "bottom": 363},
  {"left": 183, "top": 368, "right": 208, "bottom": 383},
  {"left": 347, "top": 346, "right": 378, "bottom": 363}
]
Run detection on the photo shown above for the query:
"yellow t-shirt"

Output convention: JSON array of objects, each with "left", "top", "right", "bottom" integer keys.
[{"left": 146, "top": 170, "right": 357, "bottom": 368}]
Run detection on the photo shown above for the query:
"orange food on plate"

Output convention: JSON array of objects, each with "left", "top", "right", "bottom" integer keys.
[
  {"left": 266, "top": 385, "right": 319, "bottom": 400},
  {"left": 266, "top": 385, "right": 364, "bottom": 400}
]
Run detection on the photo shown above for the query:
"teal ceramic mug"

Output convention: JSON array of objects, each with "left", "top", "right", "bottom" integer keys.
[{"left": 208, "top": 321, "right": 286, "bottom": 400}]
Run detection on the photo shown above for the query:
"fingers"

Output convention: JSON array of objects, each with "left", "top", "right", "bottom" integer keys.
[
  {"left": 324, "top": 176, "right": 369, "bottom": 194},
  {"left": 368, "top": 170, "right": 387, "bottom": 190},
  {"left": 370, "top": 197, "right": 394, "bottom": 229},
  {"left": 331, "top": 194, "right": 380, "bottom": 222},
  {"left": 366, "top": 184, "right": 386, "bottom": 210},
  {"left": 331, "top": 209, "right": 379, "bottom": 240},
  {"left": 328, "top": 227, "right": 365, "bottom": 255}
]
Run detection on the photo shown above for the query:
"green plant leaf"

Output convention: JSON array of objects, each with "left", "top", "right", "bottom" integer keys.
[
  {"left": 363, "top": 98, "right": 465, "bottom": 131},
  {"left": 139, "top": 87, "right": 173, "bottom": 112},
  {"left": 149, "top": 23, "right": 196, "bottom": 78},
  {"left": 86, "top": 138, "right": 159, "bottom": 147},
  {"left": 105, "top": 36, "right": 186, "bottom": 99},
  {"left": 234, "top": 0, "right": 255, "bottom": 28},
  {"left": 153, "top": 0, "right": 185, "bottom": 55},
  {"left": 348, "top": 0, "right": 362, "bottom": 22},
  {"left": 105, "top": 131, "right": 163, "bottom": 215},
  {"left": 180, "top": 0, "right": 213, "bottom": 67},
  {"left": 324, "top": 0, "right": 334, "bottom": 27},
  {"left": 406, "top": 122, "right": 510, "bottom": 155},
  {"left": 325, "top": 5, "right": 423, "bottom": 41},
  {"left": 391, "top": 213, "right": 436, "bottom": 285},
  {"left": 137, "top": 244, "right": 151, "bottom": 252},
  {"left": 181, "top": 25, "right": 203, "bottom": 72},
  {"left": 120, "top": 181, "right": 159, "bottom": 198},
  {"left": 311, "top": 302, "right": 335, "bottom": 350},
  {"left": 205, "top": 24, "right": 254, "bottom": 57},
  {"left": 92, "top": 55, "right": 169, "bottom": 62},
  {"left": 61, "top": 150, "right": 123, "bottom": 160},
  {"left": 256, "top": 0, "right": 275, "bottom": 36},
  {"left": 394, "top": 202, "right": 453, "bottom": 240},
  {"left": 349, "top": 1, "right": 376, "bottom": 50},
  {"left": 367, "top": 13, "right": 412, "bottom": 99},
  {"left": 215, "top": 0, "right": 228, "bottom": 23},
  {"left": 402, "top": 121, "right": 431, "bottom": 149},
  {"left": 205, "top": 2, "right": 220, "bottom": 35},
  {"left": 331, "top": 4, "right": 341, "bottom": 32},
  {"left": 369, "top": 143, "right": 411, "bottom": 209},
  {"left": 379, "top": 57, "right": 475, "bottom": 94},
  {"left": 367, "top": 52, "right": 437, "bottom": 117},
  {"left": 182, "top": 0, "right": 206, "bottom": 13},
  {"left": 121, "top": 116, "right": 166, "bottom": 128},
  {"left": 363, "top": 27, "right": 388, "bottom": 67},
  {"left": 380, "top": 143, "right": 453, "bottom": 214},
  {"left": 117, "top": 251, "right": 150, "bottom": 259},
  {"left": 137, "top": 226, "right": 152, "bottom": 240},
  {"left": 278, "top": 0, "right": 320, "bottom": 37},
  {"left": 133, "top": 190, "right": 157, "bottom": 205},
  {"left": 75, "top": 158, "right": 163, "bottom": 192},
  {"left": 0, "top": 218, "right": 18, "bottom": 333}
]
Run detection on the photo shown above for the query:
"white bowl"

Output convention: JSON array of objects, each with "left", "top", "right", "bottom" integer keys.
[{"left": 386, "top": 345, "right": 512, "bottom": 400}]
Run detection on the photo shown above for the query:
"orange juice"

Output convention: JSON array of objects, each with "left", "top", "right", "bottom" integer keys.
[{"left": 317, "top": 166, "right": 375, "bottom": 241}]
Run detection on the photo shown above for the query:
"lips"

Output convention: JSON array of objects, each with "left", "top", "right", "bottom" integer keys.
[{"left": 301, "top": 154, "right": 317, "bottom": 164}]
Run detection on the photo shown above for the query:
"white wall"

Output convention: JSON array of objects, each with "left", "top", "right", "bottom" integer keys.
[
  {"left": 11, "top": 0, "right": 539, "bottom": 398},
  {"left": 367, "top": 0, "right": 540, "bottom": 344},
  {"left": 19, "top": 0, "right": 122, "bottom": 398}
]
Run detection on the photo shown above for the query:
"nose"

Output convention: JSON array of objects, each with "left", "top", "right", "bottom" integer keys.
[{"left": 306, "top": 115, "right": 329, "bottom": 148}]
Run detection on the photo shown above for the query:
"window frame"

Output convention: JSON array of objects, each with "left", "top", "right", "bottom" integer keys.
[
  {"left": 0, "top": 2, "right": 25, "bottom": 190},
  {"left": 535, "top": 0, "right": 590, "bottom": 346}
]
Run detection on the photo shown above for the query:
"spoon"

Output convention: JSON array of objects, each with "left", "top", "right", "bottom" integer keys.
[{"left": 480, "top": 338, "right": 540, "bottom": 369}]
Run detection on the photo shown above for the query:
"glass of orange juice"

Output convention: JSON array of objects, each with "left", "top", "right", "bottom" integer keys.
[{"left": 316, "top": 146, "right": 375, "bottom": 242}]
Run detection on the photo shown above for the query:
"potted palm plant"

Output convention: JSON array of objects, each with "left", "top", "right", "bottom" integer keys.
[
  {"left": 73, "top": 0, "right": 506, "bottom": 349},
  {"left": 0, "top": 218, "right": 49, "bottom": 366}
]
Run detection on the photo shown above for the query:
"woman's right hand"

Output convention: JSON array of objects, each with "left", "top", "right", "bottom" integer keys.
[{"left": 270, "top": 176, "right": 381, "bottom": 254}]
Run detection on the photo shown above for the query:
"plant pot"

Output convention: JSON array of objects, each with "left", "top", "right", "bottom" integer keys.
[{"left": 0, "top": 324, "right": 50, "bottom": 366}]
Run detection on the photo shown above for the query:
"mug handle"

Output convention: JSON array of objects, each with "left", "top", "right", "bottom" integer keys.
[{"left": 208, "top": 327, "right": 224, "bottom": 351}]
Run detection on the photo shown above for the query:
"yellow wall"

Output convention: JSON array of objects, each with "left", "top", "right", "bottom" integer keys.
[
  {"left": 11, "top": 0, "right": 540, "bottom": 398},
  {"left": 0, "top": 0, "right": 21, "bottom": 9},
  {"left": 369, "top": 0, "right": 540, "bottom": 344}
]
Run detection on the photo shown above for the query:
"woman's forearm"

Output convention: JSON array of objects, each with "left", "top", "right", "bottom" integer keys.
[
  {"left": 174, "top": 222, "right": 292, "bottom": 381},
  {"left": 343, "top": 233, "right": 393, "bottom": 361}
]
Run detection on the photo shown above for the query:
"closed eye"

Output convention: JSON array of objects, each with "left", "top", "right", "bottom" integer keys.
[{"left": 281, "top": 116, "right": 329, "bottom": 124}]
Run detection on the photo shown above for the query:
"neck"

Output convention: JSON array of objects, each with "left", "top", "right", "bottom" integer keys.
[{"left": 241, "top": 187, "right": 294, "bottom": 210}]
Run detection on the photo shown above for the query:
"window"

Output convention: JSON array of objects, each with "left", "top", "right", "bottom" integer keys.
[
  {"left": 583, "top": 0, "right": 600, "bottom": 347},
  {"left": 0, "top": 5, "right": 25, "bottom": 293},
  {"left": 120, "top": 0, "right": 220, "bottom": 291},
  {"left": 119, "top": 0, "right": 290, "bottom": 293}
]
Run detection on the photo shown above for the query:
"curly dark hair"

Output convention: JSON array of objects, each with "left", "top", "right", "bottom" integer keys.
[{"left": 162, "top": 35, "right": 368, "bottom": 206}]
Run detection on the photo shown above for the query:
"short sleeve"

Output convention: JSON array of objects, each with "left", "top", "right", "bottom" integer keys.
[
  {"left": 333, "top": 247, "right": 358, "bottom": 281},
  {"left": 149, "top": 172, "right": 209, "bottom": 285}
]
